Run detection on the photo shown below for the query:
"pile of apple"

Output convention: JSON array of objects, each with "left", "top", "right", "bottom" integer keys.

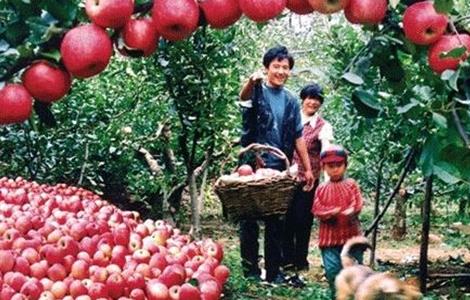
[
  {"left": 0, "top": 176, "right": 229, "bottom": 300},
  {"left": 1, "top": 0, "right": 469, "bottom": 126},
  {"left": 219, "top": 164, "right": 285, "bottom": 184}
]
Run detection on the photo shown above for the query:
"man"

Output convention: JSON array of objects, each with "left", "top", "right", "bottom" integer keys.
[{"left": 238, "top": 45, "right": 314, "bottom": 283}]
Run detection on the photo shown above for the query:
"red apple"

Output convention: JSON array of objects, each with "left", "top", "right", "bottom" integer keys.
[
  {"left": 0, "top": 84, "right": 33, "bottom": 125},
  {"left": 202, "top": 239, "right": 224, "bottom": 262},
  {"left": 47, "top": 263, "right": 67, "bottom": 281},
  {"left": 21, "top": 60, "right": 72, "bottom": 103},
  {"left": 133, "top": 249, "right": 151, "bottom": 264},
  {"left": 179, "top": 283, "right": 201, "bottom": 300},
  {"left": 129, "top": 288, "right": 146, "bottom": 300},
  {"left": 106, "top": 273, "right": 125, "bottom": 299},
  {"left": 88, "top": 282, "right": 108, "bottom": 299},
  {"left": 214, "top": 265, "right": 230, "bottom": 285},
  {"left": 199, "top": 279, "right": 221, "bottom": 300},
  {"left": 85, "top": 0, "right": 134, "bottom": 28},
  {"left": 239, "top": 0, "right": 286, "bottom": 22},
  {"left": 69, "top": 279, "right": 88, "bottom": 297},
  {"left": 20, "top": 280, "right": 43, "bottom": 300},
  {"left": 60, "top": 24, "right": 113, "bottom": 78},
  {"left": 169, "top": 285, "right": 181, "bottom": 300},
  {"left": 403, "top": 1, "right": 448, "bottom": 45},
  {"left": 237, "top": 164, "right": 253, "bottom": 176},
  {"left": 152, "top": 0, "right": 200, "bottom": 41},
  {"left": 50, "top": 281, "right": 68, "bottom": 299},
  {"left": 200, "top": 0, "right": 242, "bottom": 29},
  {"left": 122, "top": 18, "right": 158, "bottom": 57},
  {"left": 71, "top": 259, "right": 89, "bottom": 279},
  {"left": 0, "top": 250, "right": 15, "bottom": 273},
  {"left": 428, "top": 34, "right": 470, "bottom": 73},
  {"left": 13, "top": 256, "right": 31, "bottom": 275},
  {"left": 146, "top": 279, "right": 169, "bottom": 300},
  {"left": 308, "top": 0, "right": 349, "bottom": 14},
  {"left": 344, "top": 0, "right": 387, "bottom": 24},
  {"left": 126, "top": 272, "right": 146, "bottom": 290},
  {"left": 287, "top": 0, "right": 314, "bottom": 14}
]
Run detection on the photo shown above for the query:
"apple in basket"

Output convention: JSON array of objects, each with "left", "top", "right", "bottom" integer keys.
[
  {"left": 237, "top": 164, "right": 254, "bottom": 176},
  {"left": 255, "top": 168, "right": 281, "bottom": 177}
]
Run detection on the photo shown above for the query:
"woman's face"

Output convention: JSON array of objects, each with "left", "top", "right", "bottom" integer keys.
[{"left": 302, "top": 96, "right": 322, "bottom": 116}]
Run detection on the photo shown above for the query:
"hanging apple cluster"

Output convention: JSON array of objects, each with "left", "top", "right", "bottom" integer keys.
[
  {"left": 1, "top": 0, "right": 469, "bottom": 126},
  {"left": 0, "top": 176, "right": 229, "bottom": 300},
  {"left": 402, "top": 1, "right": 470, "bottom": 74}
]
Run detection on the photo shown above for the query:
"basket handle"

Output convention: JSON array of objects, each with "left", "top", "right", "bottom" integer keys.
[{"left": 238, "top": 143, "right": 291, "bottom": 176}]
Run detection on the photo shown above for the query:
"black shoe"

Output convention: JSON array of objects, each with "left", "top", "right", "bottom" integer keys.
[
  {"left": 264, "top": 273, "right": 289, "bottom": 286},
  {"left": 288, "top": 274, "right": 306, "bottom": 288}
]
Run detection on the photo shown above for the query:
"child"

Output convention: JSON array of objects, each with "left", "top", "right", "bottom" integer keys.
[{"left": 311, "top": 144, "right": 364, "bottom": 299}]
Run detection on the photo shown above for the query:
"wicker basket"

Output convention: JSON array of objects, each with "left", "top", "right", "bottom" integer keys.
[{"left": 215, "top": 143, "right": 297, "bottom": 220}]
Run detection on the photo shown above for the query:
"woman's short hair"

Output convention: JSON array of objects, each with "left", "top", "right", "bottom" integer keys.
[{"left": 300, "top": 83, "right": 324, "bottom": 103}]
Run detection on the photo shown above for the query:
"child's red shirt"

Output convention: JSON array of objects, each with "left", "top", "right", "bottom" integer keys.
[{"left": 312, "top": 178, "right": 363, "bottom": 248}]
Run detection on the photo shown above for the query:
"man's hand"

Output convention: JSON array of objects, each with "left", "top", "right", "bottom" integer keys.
[
  {"left": 249, "top": 69, "right": 265, "bottom": 84},
  {"left": 302, "top": 170, "right": 314, "bottom": 191}
]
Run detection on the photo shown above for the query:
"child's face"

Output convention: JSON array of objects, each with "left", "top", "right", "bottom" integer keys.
[{"left": 323, "top": 161, "right": 346, "bottom": 181}]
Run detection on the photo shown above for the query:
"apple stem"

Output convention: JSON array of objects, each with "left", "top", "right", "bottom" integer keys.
[{"left": 448, "top": 19, "right": 466, "bottom": 48}]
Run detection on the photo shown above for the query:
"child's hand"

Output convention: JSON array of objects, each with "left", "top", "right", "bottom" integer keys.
[{"left": 341, "top": 207, "right": 355, "bottom": 216}]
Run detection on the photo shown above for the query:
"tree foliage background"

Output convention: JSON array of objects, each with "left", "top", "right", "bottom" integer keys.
[{"left": 1, "top": 0, "right": 470, "bottom": 222}]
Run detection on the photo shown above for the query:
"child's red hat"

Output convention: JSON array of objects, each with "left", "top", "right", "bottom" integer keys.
[{"left": 320, "top": 144, "right": 348, "bottom": 163}]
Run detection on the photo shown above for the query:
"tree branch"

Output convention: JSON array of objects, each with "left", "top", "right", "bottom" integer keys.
[
  {"left": 139, "top": 147, "right": 162, "bottom": 175},
  {"left": 365, "top": 148, "right": 416, "bottom": 236},
  {"left": 78, "top": 142, "right": 89, "bottom": 186},
  {"left": 451, "top": 101, "right": 470, "bottom": 149}
]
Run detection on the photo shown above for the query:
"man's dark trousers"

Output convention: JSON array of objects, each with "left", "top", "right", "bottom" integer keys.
[{"left": 239, "top": 214, "right": 284, "bottom": 281}]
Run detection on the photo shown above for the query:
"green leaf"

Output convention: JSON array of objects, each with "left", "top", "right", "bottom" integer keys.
[
  {"left": 397, "top": 99, "right": 419, "bottom": 114},
  {"left": 4, "top": 21, "right": 29, "bottom": 46},
  {"left": 432, "top": 112, "right": 447, "bottom": 129},
  {"left": 420, "top": 136, "right": 438, "bottom": 177},
  {"left": 40, "top": 0, "right": 78, "bottom": 24},
  {"left": 379, "top": 57, "right": 405, "bottom": 83},
  {"left": 441, "top": 69, "right": 460, "bottom": 91},
  {"left": 439, "top": 46, "right": 466, "bottom": 59},
  {"left": 433, "top": 0, "right": 454, "bottom": 14},
  {"left": 40, "top": 49, "right": 61, "bottom": 63},
  {"left": 342, "top": 72, "right": 364, "bottom": 85},
  {"left": 433, "top": 162, "right": 461, "bottom": 184},
  {"left": 351, "top": 90, "right": 382, "bottom": 118}
]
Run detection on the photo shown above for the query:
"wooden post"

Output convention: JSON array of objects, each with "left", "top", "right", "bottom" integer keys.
[{"left": 419, "top": 176, "right": 433, "bottom": 293}]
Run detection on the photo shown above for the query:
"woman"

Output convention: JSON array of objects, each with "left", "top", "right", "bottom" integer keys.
[{"left": 282, "top": 83, "right": 334, "bottom": 276}]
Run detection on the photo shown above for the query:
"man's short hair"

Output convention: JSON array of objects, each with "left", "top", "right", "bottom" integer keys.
[
  {"left": 263, "top": 46, "right": 294, "bottom": 69},
  {"left": 300, "top": 83, "right": 324, "bottom": 103}
]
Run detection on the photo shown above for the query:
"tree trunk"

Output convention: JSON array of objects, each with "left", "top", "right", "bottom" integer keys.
[
  {"left": 392, "top": 188, "right": 408, "bottom": 240},
  {"left": 189, "top": 171, "right": 201, "bottom": 239},
  {"left": 198, "top": 168, "right": 208, "bottom": 214},
  {"left": 370, "top": 158, "right": 384, "bottom": 267},
  {"left": 419, "top": 176, "right": 433, "bottom": 294},
  {"left": 458, "top": 194, "right": 469, "bottom": 216}
]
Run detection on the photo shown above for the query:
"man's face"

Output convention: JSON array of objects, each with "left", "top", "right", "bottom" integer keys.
[
  {"left": 302, "top": 97, "right": 322, "bottom": 116},
  {"left": 265, "top": 58, "right": 290, "bottom": 88}
]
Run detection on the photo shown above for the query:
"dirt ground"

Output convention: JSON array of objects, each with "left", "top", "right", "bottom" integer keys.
[{"left": 199, "top": 217, "right": 470, "bottom": 295}]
